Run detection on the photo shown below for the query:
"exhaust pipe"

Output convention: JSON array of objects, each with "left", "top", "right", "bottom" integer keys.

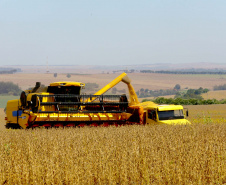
[{"left": 32, "top": 82, "right": 41, "bottom": 93}]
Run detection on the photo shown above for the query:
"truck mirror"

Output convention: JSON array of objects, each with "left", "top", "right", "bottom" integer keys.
[{"left": 186, "top": 110, "right": 189, "bottom": 117}]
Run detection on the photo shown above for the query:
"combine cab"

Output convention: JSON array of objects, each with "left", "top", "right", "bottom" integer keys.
[{"left": 5, "top": 73, "right": 190, "bottom": 129}]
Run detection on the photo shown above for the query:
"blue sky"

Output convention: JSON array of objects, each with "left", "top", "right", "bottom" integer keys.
[{"left": 0, "top": 0, "right": 226, "bottom": 65}]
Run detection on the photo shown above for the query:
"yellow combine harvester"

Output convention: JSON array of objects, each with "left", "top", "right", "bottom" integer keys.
[{"left": 5, "top": 73, "right": 190, "bottom": 129}]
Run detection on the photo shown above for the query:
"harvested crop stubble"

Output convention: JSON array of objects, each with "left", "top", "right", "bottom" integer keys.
[{"left": 0, "top": 124, "right": 225, "bottom": 184}]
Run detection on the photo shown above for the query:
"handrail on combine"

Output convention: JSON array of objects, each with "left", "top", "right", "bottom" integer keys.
[{"left": 36, "top": 94, "right": 128, "bottom": 113}]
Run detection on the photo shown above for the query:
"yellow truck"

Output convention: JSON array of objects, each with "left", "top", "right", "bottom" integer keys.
[
  {"left": 140, "top": 101, "right": 189, "bottom": 125},
  {"left": 5, "top": 73, "right": 190, "bottom": 129}
]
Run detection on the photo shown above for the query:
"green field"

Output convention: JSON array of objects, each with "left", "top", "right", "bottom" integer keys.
[{"left": 0, "top": 95, "right": 19, "bottom": 108}]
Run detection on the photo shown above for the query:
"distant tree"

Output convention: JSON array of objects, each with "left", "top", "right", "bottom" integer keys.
[
  {"left": 112, "top": 87, "right": 117, "bottom": 94},
  {"left": 203, "top": 88, "right": 209, "bottom": 93},
  {"left": 118, "top": 89, "right": 126, "bottom": 94},
  {"left": 85, "top": 83, "right": 99, "bottom": 92},
  {"left": 67, "top": 74, "right": 71, "bottom": 78},
  {"left": 140, "top": 88, "right": 144, "bottom": 92},
  {"left": 174, "top": 84, "right": 181, "bottom": 90},
  {"left": 194, "top": 87, "right": 203, "bottom": 95}
]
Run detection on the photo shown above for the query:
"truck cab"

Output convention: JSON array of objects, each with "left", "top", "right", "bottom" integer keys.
[{"left": 142, "top": 102, "right": 190, "bottom": 125}]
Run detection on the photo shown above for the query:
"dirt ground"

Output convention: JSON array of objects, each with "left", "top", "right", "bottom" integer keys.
[{"left": 1, "top": 72, "right": 226, "bottom": 92}]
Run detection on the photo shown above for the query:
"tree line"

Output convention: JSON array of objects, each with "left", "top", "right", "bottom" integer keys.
[
  {"left": 136, "top": 84, "right": 209, "bottom": 99},
  {"left": 140, "top": 70, "right": 226, "bottom": 75},
  {"left": 175, "top": 87, "right": 209, "bottom": 99},
  {"left": 213, "top": 84, "right": 226, "bottom": 91},
  {"left": 0, "top": 82, "right": 22, "bottom": 95},
  {"left": 0, "top": 69, "right": 18, "bottom": 74},
  {"left": 137, "top": 88, "right": 177, "bottom": 98},
  {"left": 137, "top": 84, "right": 181, "bottom": 98},
  {"left": 0, "top": 68, "right": 21, "bottom": 74}
]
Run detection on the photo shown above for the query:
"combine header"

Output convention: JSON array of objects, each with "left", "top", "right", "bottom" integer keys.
[
  {"left": 28, "top": 94, "right": 129, "bottom": 128},
  {"left": 5, "top": 73, "right": 190, "bottom": 129}
]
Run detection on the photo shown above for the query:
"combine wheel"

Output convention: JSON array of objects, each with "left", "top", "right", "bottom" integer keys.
[
  {"left": 54, "top": 123, "right": 64, "bottom": 127},
  {"left": 43, "top": 123, "right": 52, "bottom": 128},
  {"left": 78, "top": 123, "right": 86, "bottom": 127},
  {"left": 66, "top": 123, "right": 75, "bottom": 127},
  {"left": 102, "top": 122, "right": 110, "bottom": 127},
  {"left": 90, "top": 122, "right": 98, "bottom": 127},
  {"left": 31, "top": 124, "right": 40, "bottom": 128},
  {"left": 113, "top": 122, "right": 119, "bottom": 127}
]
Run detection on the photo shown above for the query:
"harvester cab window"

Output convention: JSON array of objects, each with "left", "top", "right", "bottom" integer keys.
[
  {"left": 47, "top": 86, "right": 81, "bottom": 95},
  {"left": 158, "top": 110, "right": 184, "bottom": 120},
  {"left": 148, "top": 110, "right": 156, "bottom": 120},
  {"left": 47, "top": 86, "right": 81, "bottom": 111}
]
